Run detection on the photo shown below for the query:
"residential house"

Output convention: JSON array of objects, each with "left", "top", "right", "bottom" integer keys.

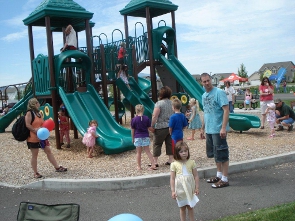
[
  {"left": 258, "top": 61, "right": 295, "bottom": 83},
  {"left": 211, "top": 73, "right": 232, "bottom": 86},
  {"left": 248, "top": 71, "right": 261, "bottom": 86}
]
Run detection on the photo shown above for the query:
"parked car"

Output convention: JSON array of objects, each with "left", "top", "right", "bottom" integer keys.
[{"left": 7, "top": 102, "right": 16, "bottom": 108}]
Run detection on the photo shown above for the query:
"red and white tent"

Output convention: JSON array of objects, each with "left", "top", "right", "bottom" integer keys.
[{"left": 220, "top": 73, "right": 248, "bottom": 82}]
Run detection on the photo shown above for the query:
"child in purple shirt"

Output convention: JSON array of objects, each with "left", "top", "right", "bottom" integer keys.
[{"left": 131, "top": 104, "right": 157, "bottom": 171}]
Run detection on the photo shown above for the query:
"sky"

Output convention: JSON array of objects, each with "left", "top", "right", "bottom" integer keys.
[{"left": 0, "top": 0, "right": 295, "bottom": 87}]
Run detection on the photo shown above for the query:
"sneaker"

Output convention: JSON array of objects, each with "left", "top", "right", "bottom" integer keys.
[
  {"left": 276, "top": 126, "right": 284, "bottom": 131},
  {"left": 288, "top": 124, "right": 293, "bottom": 131},
  {"left": 66, "top": 144, "right": 71, "bottom": 148}
]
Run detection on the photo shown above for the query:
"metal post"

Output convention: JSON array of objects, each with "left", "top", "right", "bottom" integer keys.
[
  {"left": 45, "top": 16, "right": 61, "bottom": 149},
  {"left": 146, "top": 7, "right": 157, "bottom": 102}
]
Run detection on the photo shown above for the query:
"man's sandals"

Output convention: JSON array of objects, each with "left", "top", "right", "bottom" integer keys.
[
  {"left": 207, "top": 177, "right": 229, "bottom": 188},
  {"left": 206, "top": 177, "right": 221, "bottom": 183},
  {"left": 212, "top": 180, "right": 229, "bottom": 188}
]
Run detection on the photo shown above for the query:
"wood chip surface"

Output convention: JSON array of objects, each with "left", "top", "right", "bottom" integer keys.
[{"left": 1, "top": 111, "right": 294, "bottom": 187}]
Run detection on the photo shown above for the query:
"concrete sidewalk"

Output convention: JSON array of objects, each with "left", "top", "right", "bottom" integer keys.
[{"left": 20, "top": 151, "right": 295, "bottom": 191}]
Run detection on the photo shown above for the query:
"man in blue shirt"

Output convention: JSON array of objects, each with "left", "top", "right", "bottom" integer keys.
[{"left": 200, "top": 73, "right": 230, "bottom": 188}]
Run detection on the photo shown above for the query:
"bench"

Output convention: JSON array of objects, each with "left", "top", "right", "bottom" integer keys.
[{"left": 235, "top": 94, "right": 260, "bottom": 109}]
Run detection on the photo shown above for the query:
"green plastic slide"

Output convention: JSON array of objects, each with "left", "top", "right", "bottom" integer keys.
[
  {"left": 137, "top": 77, "right": 151, "bottom": 94},
  {"left": 116, "top": 77, "right": 154, "bottom": 118},
  {"left": 159, "top": 54, "right": 261, "bottom": 132},
  {"left": 59, "top": 84, "right": 134, "bottom": 154},
  {"left": 0, "top": 90, "right": 33, "bottom": 133}
]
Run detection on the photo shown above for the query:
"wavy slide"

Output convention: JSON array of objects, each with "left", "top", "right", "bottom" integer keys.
[
  {"left": 137, "top": 77, "right": 151, "bottom": 94},
  {"left": 59, "top": 84, "right": 134, "bottom": 154},
  {"left": 159, "top": 54, "right": 261, "bottom": 132},
  {"left": 0, "top": 90, "right": 33, "bottom": 133},
  {"left": 116, "top": 77, "right": 154, "bottom": 118}
]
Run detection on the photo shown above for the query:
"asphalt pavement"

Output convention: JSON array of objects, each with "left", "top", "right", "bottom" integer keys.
[{"left": 1, "top": 161, "right": 294, "bottom": 221}]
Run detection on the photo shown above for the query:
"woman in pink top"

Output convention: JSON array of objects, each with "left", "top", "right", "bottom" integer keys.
[{"left": 259, "top": 77, "right": 274, "bottom": 129}]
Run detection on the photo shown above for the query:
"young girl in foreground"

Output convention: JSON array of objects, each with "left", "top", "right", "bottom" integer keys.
[
  {"left": 170, "top": 141, "right": 199, "bottom": 221},
  {"left": 187, "top": 98, "right": 203, "bottom": 140},
  {"left": 131, "top": 104, "right": 157, "bottom": 170},
  {"left": 82, "top": 120, "right": 99, "bottom": 158}
]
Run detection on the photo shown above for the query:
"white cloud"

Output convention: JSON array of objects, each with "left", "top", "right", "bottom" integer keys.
[
  {"left": 0, "top": 0, "right": 294, "bottom": 86},
  {"left": 1, "top": 29, "right": 28, "bottom": 42}
]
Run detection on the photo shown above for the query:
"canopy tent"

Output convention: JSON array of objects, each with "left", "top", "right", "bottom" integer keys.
[{"left": 220, "top": 73, "right": 248, "bottom": 82}]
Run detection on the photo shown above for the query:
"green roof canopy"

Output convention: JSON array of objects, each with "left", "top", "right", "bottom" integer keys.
[
  {"left": 120, "top": 0, "right": 178, "bottom": 18},
  {"left": 23, "top": 0, "right": 94, "bottom": 28}
]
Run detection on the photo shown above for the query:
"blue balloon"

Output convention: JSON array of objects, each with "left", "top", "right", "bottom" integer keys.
[
  {"left": 37, "top": 128, "right": 50, "bottom": 140},
  {"left": 108, "top": 213, "right": 143, "bottom": 221}
]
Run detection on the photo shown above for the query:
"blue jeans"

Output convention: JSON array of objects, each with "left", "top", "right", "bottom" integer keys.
[
  {"left": 206, "top": 134, "right": 229, "bottom": 163},
  {"left": 229, "top": 101, "right": 234, "bottom": 113},
  {"left": 276, "top": 114, "right": 294, "bottom": 125}
]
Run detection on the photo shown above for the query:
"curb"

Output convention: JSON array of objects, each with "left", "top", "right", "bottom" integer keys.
[{"left": 20, "top": 151, "right": 295, "bottom": 191}]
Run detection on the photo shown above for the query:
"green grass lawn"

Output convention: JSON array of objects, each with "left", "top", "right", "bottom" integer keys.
[{"left": 214, "top": 201, "right": 295, "bottom": 221}]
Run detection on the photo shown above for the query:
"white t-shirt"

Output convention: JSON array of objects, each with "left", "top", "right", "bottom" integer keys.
[
  {"left": 66, "top": 28, "right": 77, "bottom": 48},
  {"left": 224, "top": 86, "right": 235, "bottom": 102}
]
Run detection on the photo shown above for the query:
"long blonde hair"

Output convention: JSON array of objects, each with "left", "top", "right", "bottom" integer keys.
[
  {"left": 135, "top": 104, "right": 144, "bottom": 121},
  {"left": 27, "top": 98, "right": 39, "bottom": 112},
  {"left": 189, "top": 98, "right": 199, "bottom": 112}
]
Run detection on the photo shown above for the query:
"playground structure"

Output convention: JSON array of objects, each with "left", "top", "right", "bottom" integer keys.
[
  {"left": 0, "top": 82, "right": 30, "bottom": 111},
  {"left": 0, "top": 0, "right": 261, "bottom": 154}
]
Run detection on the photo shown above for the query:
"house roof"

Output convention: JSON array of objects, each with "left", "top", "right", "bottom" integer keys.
[
  {"left": 259, "top": 61, "right": 295, "bottom": 72},
  {"left": 211, "top": 73, "right": 232, "bottom": 79},
  {"left": 23, "top": 0, "right": 94, "bottom": 29},
  {"left": 248, "top": 71, "right": 260, "bottom": 81},
  {"left": 120, "top": 0, "right": 178, "bottom": 18}
]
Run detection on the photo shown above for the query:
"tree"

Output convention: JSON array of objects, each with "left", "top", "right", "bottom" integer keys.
[{"left": 238, "top": 63, "right": 248, "bottom": 78}]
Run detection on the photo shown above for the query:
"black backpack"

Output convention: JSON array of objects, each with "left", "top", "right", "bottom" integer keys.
[{"left": 12, "top": 111, "right": 35, "bottom": 142}]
